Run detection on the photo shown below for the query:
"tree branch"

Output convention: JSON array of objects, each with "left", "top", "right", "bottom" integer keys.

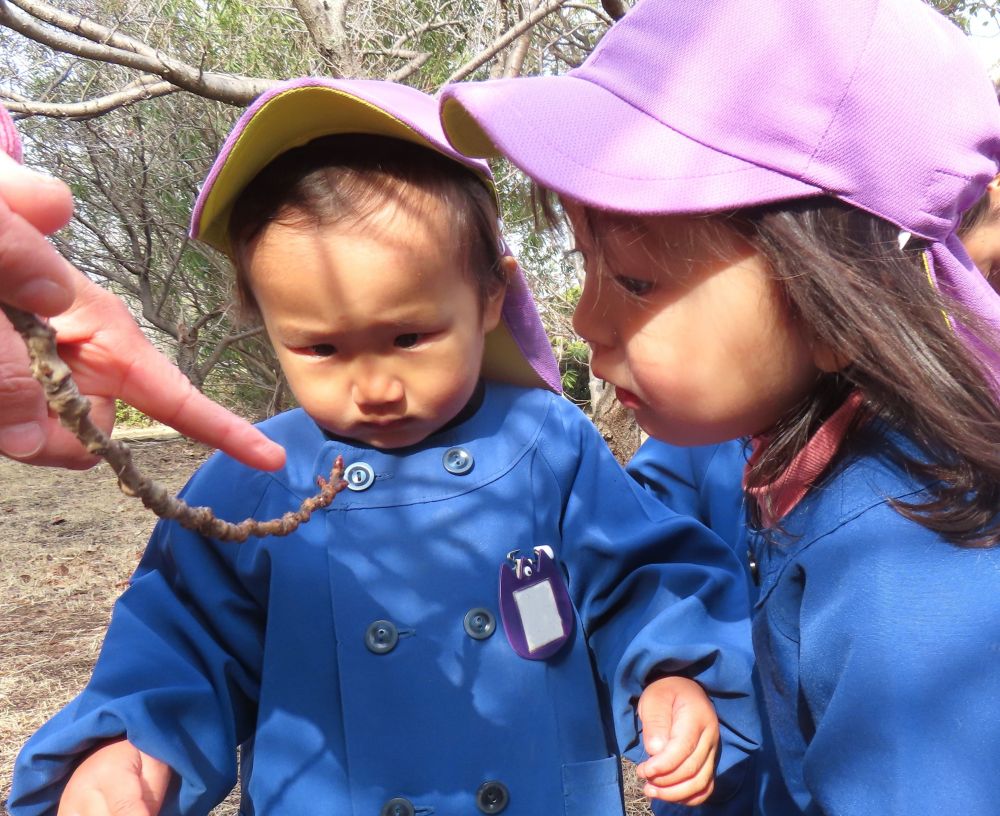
[
  {"left": 2, "top": 77, "right": 179, "bottom": 119},
  {"left": 0, "top": 0, "right": 275, "bottom": 107},
  {"left": 2, "top": 304, "right": 345, "bottom": 541},
  {"left": 290, "top": 0, "right": 347, "bottom": 72},
  {"left": 447, "top": 0, "right": 568, "bottom": 82},
  {"left": 387, "top": 51, "right": 431, "bottom": 82},
  {"left": 8, "top": 0, "right": 159, "bottom": 57}
]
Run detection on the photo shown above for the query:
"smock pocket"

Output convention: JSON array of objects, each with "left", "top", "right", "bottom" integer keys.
[{"left": 561, "top": 755, "right": 625, "bottom": 816}]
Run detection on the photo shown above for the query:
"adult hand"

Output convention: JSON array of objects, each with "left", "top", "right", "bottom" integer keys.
[{"left": 0, "top": 153, "right": 286, "bottom": 470}]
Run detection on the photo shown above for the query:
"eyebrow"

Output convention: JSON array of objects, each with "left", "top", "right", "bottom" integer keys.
[{"left": 276, "top": 311, "right": 441, "bottom": 344}]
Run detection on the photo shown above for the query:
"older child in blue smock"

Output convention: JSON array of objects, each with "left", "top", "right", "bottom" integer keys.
[
  {"left": 441, "top": 0, "right": 1000, "bottom": 813},
  {"left": 9, "top": 79, "right": 757, "bottom": 816}
]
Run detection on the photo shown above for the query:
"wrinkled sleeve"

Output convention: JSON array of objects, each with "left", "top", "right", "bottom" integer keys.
[
  {"left": 791, "top": 515, "right": 1000, "bottom": 815},
  {"left": 9, "top": 455, "right": 270, "bottom": 816},
  {"left": 627, "top": 438, "right": 704, "bottom": 519},
  {"left": 538, "top": 405, "right": 760, "bottom": 803}
]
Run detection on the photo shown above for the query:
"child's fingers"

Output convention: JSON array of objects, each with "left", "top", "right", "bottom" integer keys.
[
  {"left": 57, "top": 740, "right": 169, "bottom": 816},
  {"left": 635, "top": 727, "right": 696, "bottom": 780},
  {"left": 637, "top": 698, "right": 717, "bottom": 780},
  {"left": 639, "top": 723, "right": 718, "bottom": 788},
  {"left": 643, "top": 769, "right": 716, "bottom": 807},
  {"left": 136, "top": 749, "right": 172, "bottom": 815},
  {"left": 641, "top": 729, "right": 718, "bottom": 805}
]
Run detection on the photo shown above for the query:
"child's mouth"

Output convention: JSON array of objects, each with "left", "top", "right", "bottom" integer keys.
[{"left": 615, "top": 386, "right": 641, "bottom": 410}]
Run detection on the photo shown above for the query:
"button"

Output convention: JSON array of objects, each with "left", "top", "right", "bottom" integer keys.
[
  {"left": 365, "top": 620, "right": 399, "bottom": 654},
  {"left": 442, "top": 447, "right": 474, "bottom": 475},
  {"left": 345, "top": 462, "right": 376, "bottom": 491},
  {"left": 464, "top": 608, "right": 496, "bottom": 640},
  {"left": 476, "top": 780, "right": 509, "bottom": 813},
  {"left": 747, "top": 548, "right": 760, "bottom": 586},
  {"left": 381, "top": 798, "right": 415, "bottom": 816}
]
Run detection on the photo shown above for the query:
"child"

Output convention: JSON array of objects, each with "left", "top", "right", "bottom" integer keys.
[
  {"left": 9, "top": 79, "right": 757, "bottom": 816},
  {"left": 440, "top": 0, "right": 1000, "bottom": 813}
]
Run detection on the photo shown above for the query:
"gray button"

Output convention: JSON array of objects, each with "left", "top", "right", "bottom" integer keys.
[
  {"left": 381, "top": 798, "right": 415, "bottom": 816},
  {"left": 365, "top": 620, "right": 398, "bottom": 654},
  {"left": 464, "top": 607, "right": 496, "bottom": 640},
  {"left": 345, "top": 461, "right": 376, "bottom": 491},
  {"left": 443, "top": 447, "right": 474, "bottom": 475},
  {"left": 476, "top": 780, "right": 509, "bottom": 813}
]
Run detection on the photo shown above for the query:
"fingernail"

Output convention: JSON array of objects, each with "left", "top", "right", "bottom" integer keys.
[
  {"left": 648, "top": 737, "right": 664, "bottom": 753},
  {"left": 12, "top": 279, "right": 73, "bottom": 316},
  {"left": 0, "top": 422, "right": 44, "bottom": 458}
]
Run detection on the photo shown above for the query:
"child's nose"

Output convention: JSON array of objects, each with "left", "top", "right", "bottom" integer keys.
[
  {"left": 572, "top": 280, "right": 613, "bottom": 349},
  {"left": 352, "top": 367, "right": 404, "bottom": 410}
]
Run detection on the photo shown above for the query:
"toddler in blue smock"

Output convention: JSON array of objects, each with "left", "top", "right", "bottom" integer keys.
[{"left": 9, "top": 79, "right": 756, "bottom": 816}]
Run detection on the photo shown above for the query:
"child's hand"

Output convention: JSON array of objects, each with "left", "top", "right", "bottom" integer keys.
[
  {"left": 58, "top": 738, "right": 172, "bottom": 816},
  {"left": 635, "top": 676, "right": 720, "bottom": 806}
]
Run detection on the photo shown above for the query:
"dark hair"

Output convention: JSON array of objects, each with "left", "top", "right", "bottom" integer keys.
[
  {"left": 958, "top": 186, "right": 990, "bottom": 235},
  {"left": 228, "top": 134, "right": 506, "bottom": 319},
  {"left": 736, "top": 199, "right": 1000, "bottom": 546},
  {"left": 539, "top": 190, "right": 1000, "bottom": 547},
  {"left": 959, "top": 184, "right": 997, "bottom": 238}
]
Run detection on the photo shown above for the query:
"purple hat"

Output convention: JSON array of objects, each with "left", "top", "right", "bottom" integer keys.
[
  {"left": 192, "top": 77, "right": 560, "bottom": 393},
  {"left": 441, "top": 0, "right": 1000, "bottom": 389},
  {"left": 0, "top": 104, "right": 23, "bottom": 164}
]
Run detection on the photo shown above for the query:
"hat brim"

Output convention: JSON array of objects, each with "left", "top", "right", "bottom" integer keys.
[
  {"left": 192, "top": 79, "right": 494, "bottom": 256},
  {"left": 441, "top": 75, "right": 822, "bottom": 214}
]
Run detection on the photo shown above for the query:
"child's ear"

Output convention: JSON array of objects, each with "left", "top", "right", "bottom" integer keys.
[
  {"left": 482, "top": 256, "right": 513, "bottom": 332},
  {"left": 988, "top": 174, "right": 1000, "bottom": 210}
]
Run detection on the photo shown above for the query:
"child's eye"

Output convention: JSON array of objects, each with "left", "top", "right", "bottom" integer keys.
[
  {"left": 394, "top": 333, "right": 421, "bottom": 348},
  {"left": 615, "top": 276, "right": 654, "bottom": 296},
  {"left": 295, "top": 343, "right": 337, "bottom": 357}
]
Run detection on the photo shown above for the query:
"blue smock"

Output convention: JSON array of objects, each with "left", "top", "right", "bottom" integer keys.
[
  {"left": 750, "top": 423, "right": 1000, "bottom": 815},
  {"left": 627, "top": 439, "right": 748, "bottom": 559},
  {"left": 11, "top": 383, "right": 756, "bottom": 816}
]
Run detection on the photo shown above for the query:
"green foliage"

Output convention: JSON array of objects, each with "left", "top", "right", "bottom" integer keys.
[
  {"left": 115, "top": 400, "right": 155, "bottom": 428},
  {"left": 930, "top": 0, "right": 1000, "bottom": 32},
  {"left": 558, "top": 339, "right": 591, "bottom": 406}
]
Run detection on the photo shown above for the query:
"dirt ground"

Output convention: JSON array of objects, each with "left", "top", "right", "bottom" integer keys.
[
  {"left": 0, "top": 431, "right": 651, "bottom": 815},
  {"left": 0, "top": 432, "right": 238, "bottom": 812}
]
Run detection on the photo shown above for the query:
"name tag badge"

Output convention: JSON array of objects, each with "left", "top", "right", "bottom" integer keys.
[{"left": 499, "top": 546, "right": 573, "bottom": 660}]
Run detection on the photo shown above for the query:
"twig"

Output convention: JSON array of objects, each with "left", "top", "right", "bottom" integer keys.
[{"left": 2, "top": 304, "right": 346, "bottom": 542}]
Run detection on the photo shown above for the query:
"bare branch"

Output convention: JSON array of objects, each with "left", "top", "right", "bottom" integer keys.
[
  {"left": 390, "top": 8, "right": 461, "bottom": 50},
  {"left": 194, "top": 324, "right": 266, "bottom": 385},
  {"left": 503, "top": 0, "right": 539, "bottom": 78},
  {"left": 2, "top": 304, "right": 345, "bottom": 542},
  {"left": 447, "top": 0, "right": 569, "bottom": 82},
  {"left": 564, "top": 2, "right": 614, "bottom": 24},
  {"left": 3, "top": 77, "right": 178, "bottom": 120},
  {"left": 8, "top": 0, "right": 159, "bottom": 57},
  {"left": 386, "top": 51, "right": 431, "bottom": 82},
  {"left": 291, "top": 0, "right": 348, "bottom": 69},
  {"left": 0, "top": 1, "right": 275, "bottom": 107}
]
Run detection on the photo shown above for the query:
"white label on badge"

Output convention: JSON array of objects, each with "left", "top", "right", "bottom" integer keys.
[{"left": 513, "top": 579, "right": 565, "bottom": 652}]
